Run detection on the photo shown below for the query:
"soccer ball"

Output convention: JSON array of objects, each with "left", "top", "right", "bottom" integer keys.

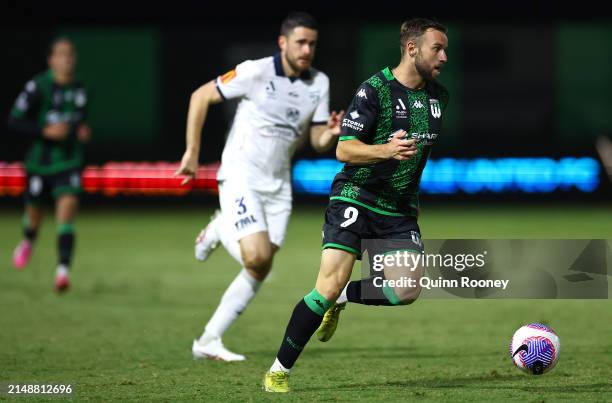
[{"left": 510, "top": 323, "right": 560, "bottom": 375}]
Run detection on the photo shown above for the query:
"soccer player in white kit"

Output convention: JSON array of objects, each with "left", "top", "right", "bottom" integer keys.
[{"left": 175, "top": 12, "right": 344, "bottom": 361}]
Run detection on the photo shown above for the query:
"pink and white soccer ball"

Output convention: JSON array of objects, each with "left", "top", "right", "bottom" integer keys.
[{"left": 510, "top": 323, "right": 560, "bottom": 375}]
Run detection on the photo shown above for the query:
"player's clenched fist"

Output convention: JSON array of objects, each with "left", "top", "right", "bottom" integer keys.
[{"left": 385, "top": 130, "right": 417, "bottom": 160}]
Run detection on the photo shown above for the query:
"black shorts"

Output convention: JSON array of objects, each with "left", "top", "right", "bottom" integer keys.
[
  {"left": 25, "top": 169, "right": 82, "bottom": 205},
  {"left": 322, "top": 199, "right": 424, "bottom": 259}
]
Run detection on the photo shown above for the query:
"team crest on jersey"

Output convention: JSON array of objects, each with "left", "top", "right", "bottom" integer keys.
[
  {"left": 430, "top": 99, "right": 442, "bottom": 118},
  {"left": 309, "top": 90, "right": 320, "bottom": 104},
  {"left": 75, "top": 90, "right": 87, "bottom": 107},
  {"left": 220, "top": 69, "right": 237, "bottom": 84},
  {"left": 286, "top": 107, "right": 300, "bottom": 122}
]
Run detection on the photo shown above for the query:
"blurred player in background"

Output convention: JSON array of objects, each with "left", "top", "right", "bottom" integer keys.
[
  {"left": 8, "top": 37, "right": 91, "bottom": 293},
  {"left": 264, "top": 18, "right": 449, "bottom": 392},
  {"left": 175, "top": 12, "right": 344, "bottom": 361}
]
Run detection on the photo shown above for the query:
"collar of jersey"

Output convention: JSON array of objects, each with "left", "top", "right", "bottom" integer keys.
[
  {"left": 273, "top": 52, "right": 312, "bottom": 82},
  {"left": 382, "top": 66, "right": 427, "bottom": 92}
]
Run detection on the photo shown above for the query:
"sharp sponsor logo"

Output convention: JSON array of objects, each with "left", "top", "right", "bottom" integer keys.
[
  {"left": 235, "top": 214, "right": 258, "bottom": 230},
  {"left": 357, "top": 88, "right": 367, "bottom": 99},
  {"left": 411, "top": 132, "right": 438, "bottom": 145},
  {"left": 342, "top": 118, "right": 364, "bottom": 132}
]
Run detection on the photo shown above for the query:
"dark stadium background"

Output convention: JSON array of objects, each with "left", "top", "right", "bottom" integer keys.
[
  {"left": 1, "top": 1, "right": 610, "bottom": 205},
  {"left": 0, "top": 3, "right": 610, "bottom": 401}
]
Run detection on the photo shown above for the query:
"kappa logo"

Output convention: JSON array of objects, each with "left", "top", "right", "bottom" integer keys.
[
  {"left": 412, "top": 100, "right": 425, "bottom": 109},
  {"left": 357, "top": 88, "right": 367, "bottom": 99},
  {"left": 430, "top": 99, "right": 442, "bottom": 118},
  {"left": 349, "top": 110, "right": 360, "bottom": 120}
]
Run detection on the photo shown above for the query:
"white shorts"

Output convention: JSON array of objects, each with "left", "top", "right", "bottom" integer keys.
[{"left": 218, "top": 179, "right": 292, "bottom": 248}]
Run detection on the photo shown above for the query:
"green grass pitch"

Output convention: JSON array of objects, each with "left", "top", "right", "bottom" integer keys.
[{"left": 1, "top": 203, "right": 611, "bottom": 401}]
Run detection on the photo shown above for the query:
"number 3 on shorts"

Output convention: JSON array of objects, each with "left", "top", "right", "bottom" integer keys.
[{"left": 340, "top": 206, "right": 358, "bottom": 228}]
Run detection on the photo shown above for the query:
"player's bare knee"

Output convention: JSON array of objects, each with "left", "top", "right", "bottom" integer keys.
[
  {"left": 245, "top": 265, "right": 270, "bottom": 282},
  {"left": 242, "top": 249, "right": 273, "bottom": 273},
  {"left": 395, "top": 285, "right": 422, "bottom": 305}
]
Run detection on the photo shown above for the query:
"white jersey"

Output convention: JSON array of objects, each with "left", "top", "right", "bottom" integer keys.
[{"left": 215, "top": 54, "right": 330, "bottom": 193}]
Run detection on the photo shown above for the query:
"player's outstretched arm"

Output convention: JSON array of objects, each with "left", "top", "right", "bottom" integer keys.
[
  {"left": 336, "top": 130, "right": 417, "bottom": 165},
  {"left": 175, "top": 80, "right": 223, "bottom": 185},
  {"left": 310, "top": 110, "right": 345, "bottom": 153}
]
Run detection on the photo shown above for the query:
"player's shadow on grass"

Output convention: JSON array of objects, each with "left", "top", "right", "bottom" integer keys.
[
  {"left": 483, "top": 383, "right": 612, "bottom": 393},
  {"left": 305, "top": 376, "right": 610, "bottom": 394},
  {"left": 306, "top": 345, "right": 498, "bottom": 359}
]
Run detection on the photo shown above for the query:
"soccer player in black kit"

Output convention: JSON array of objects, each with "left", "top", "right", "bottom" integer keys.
[
  {"left": 8, "top": 37, "right": 91, "bottom": 292},
  {"left": 263, "top": 18, "right": 449, "bottom": 392}
]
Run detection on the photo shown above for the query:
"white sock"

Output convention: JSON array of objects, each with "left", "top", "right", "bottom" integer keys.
[
  {"left": 216, "top": 214, "right": 244, "bottom": 265},
  {"left": 56, "top": 264, "right": 69, "bottom": 277},
  {"left": 200, "top": 269, "right": 261, "bottom": 342},
  {"left": 336, "top": 283, "right": 348, "bottom": 304},
  {"left": 269, "top": 357, "right": 290, "bottom": 373}
]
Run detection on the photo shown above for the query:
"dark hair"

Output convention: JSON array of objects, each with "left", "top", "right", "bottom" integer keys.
[
  {"left": 399, "top": 18, "right": 447, "bottom": 56},
  {"left": 280, "top": 11, "right": 318, "bottom": 36},
  {"left": 48, "top": 36, "right": 75, "bottom": 57}
]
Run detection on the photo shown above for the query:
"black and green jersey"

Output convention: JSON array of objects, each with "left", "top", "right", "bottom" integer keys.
[
  {"left": 9, "top": 70, "right": 88, "bottom": 175},
  {"left": 330, "top": 67, "right": 449, "bottom": 217}
]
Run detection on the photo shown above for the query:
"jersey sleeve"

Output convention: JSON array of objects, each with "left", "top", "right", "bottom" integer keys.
[
  {"left": 7, "top": 78, "right": 43, "bottom": 138},
  {"left": 215, "top": 60, "right": 260, "bottom": 101},
  {"left": 311, "top": 75, "right": 330, "bottom": 125},
  {"left": 10, "top": 79, "right": 41, "bottom": 120},
  {"left": 339, "top": 83, "right": 379, "bottom": 143}
]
